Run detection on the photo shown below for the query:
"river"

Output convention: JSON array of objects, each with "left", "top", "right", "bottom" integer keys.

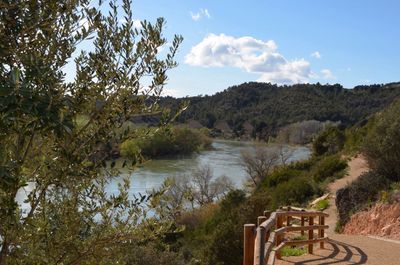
[
  {"left": 106, "top": 139, "right": 311, "bottom": 196},
  {"left": 16, "top": 140, "right": 311, "bottom": 212}
]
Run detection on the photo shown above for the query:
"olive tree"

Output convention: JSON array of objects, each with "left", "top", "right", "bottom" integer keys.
[{"left": 0, "top": 0, "right": 182, "bottom": 264}]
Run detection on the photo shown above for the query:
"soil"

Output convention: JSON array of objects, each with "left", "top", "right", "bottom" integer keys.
[
  {"left": 276, "top": 155, "right": 400, "bottom": 265},
  {"left": 344, "top": 203, "right": 400, "bottom": 240}
]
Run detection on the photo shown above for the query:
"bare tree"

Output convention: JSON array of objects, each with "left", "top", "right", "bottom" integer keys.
[
  {"left": 276, "top": 144, "right": 295, "bottom": 166},
  {"left": 157, "top": 165, "right": 234, "bottom": 216},
  {"left": 241, "top": 147, "right": 280, "bottom": 186},
  {"left": 158, "top": 174, "right": 192, "bottom": 219},
  {"left": 190, "top": 165, "right": 234, "bottom": 206}
]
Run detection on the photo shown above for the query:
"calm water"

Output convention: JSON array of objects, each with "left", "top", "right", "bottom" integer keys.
[
  {"left": 106, "top": 139, "right": 311, "bottom": 196},
  {"left": 16, "top": 140, "right": 311, "bottom": 211}
]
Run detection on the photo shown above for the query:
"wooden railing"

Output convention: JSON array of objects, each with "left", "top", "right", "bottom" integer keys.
[{"left": 243, "top": 206, "right": 329, "bottom": 265}]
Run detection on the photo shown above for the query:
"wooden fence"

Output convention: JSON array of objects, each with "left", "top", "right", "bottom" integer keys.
[{"left": 243, "top": 206, "right": 329, "bottom": 265}]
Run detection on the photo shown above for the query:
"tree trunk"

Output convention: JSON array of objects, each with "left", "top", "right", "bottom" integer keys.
[{"left": 0, "top": 238, "right": 9, "bottom": 265}]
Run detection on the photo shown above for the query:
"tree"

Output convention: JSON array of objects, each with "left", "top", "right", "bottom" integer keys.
[
  {"left": 241, "top": 147, "right": 280, "bottom": 186},
  {"left": 191, "top": 165, "right": 233, "bottom": 206},
  {"left": 313, "top": 126, "right": 345, "bottom": 156},
  {"left": 156, "top": 165, "right": 234, "bottom": 219},
  {"left": 0, "top": 0, "right": 182, "bottom": 264},
  {"left": 364, "top": 99, "right": 400, "bottom": 181}
]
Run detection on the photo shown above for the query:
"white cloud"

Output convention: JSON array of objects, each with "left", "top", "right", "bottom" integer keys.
[
  {"left": 321, "top": 69, "right": 335, "bottom": 79},
  {"left": 132, "top": 19, "right": 142, "bottom": 29},
  {"left": 185, "top": 33, "right": 312, "bottom": 84},
  {"left": 157, "top": 42, "right": 169, "bottom": 53},
  {"left": 311, "top": 51, "right": 321, "bottom": 59},
  {"left": 162, "top": 88, "right": 181, "bottom": 98},
  {"left": 119, "top": 18, "right": 142, "bottom": 29},
  {"left": 190, "top": 8, "right": 211, "bottom": 21}
]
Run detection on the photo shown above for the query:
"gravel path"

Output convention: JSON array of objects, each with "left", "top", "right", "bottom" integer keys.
[{"left": 276, "top": 155, "right": 400, "bottom": 265}]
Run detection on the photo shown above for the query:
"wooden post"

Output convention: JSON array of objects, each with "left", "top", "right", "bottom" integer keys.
[
  {"left": 286, "top": 206, "right": 291, "bottom": 226},
  {"left": 263, "top": 211, "right": 272, "bottom": 242},
  {"left": 258, "top": 216, "right": 267, "bottom": 226},
  {"left": 263, "top": 210, "right": 271, "bottom": 219},
  {"left": 308, "top": 216, "right": 314, "bottom": 254},
  {"left": 254, "top": 227, "right": 266, "bottom": 265},
  {"left": 276, "top": 216, "right": 283, "bottom": 259},
  {"left": 244, "top": 224, "right": 256, "bottom": 265},
  {"left": 319, "top": 216, "right": 325, "bottom": 249},
  {"left": 301, "top": 216, "right": 305, "bottom": 236},
  {"left": 301, "top": 209, "right": 305, "bottom": 236}
]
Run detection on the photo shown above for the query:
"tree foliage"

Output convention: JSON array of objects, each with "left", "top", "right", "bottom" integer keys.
[
  {"left": 120, "top": 126, "right": 211, "bottom": 159},
  {"left": 0, "top": 0, "right": 182, "bottom": 263},
  {"left": 364, "top": 99, "right": 400, "bottom": 181},
  {"left": 160, "top": 82, "right": 400, "bottom": 139},
  {"left": 313, "top": 126, "right": 345, "bottom": 156}
]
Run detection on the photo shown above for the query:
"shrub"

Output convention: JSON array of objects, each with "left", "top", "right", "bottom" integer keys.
[
  {"left": 178, "top": 190, "right": 250, "bottom": 265},
  {"left": 265, "top": 168, "right": 303, "bottom": 187},
  {"left": 313, "top": 126, "right": 345, "bottom": 156},
  {"left": 281, "top": 246, "right": 307, "bottom": 257},
  {"left": 177, "top": 204, "right": 219, "bottom": 231},
  {"left": 364, "top": 99, "right": 400, "bottom": 182},
  {"left": 336, "top": 171, "right": 390, "bottom": 225},
  {"left": 289, "top": 159, "right": 314, "bottom": 171},
  {"left": 343, "top": 119, "right": 375, "bottom": 154},
  {"left": 120, "top": 127, "right": 212, "bottom": 159},
  {"left": 311, "top": 154, "right": 347, "bottom": 182},
  {"left": 120, "top": 139, "right": 141, "bottom": 160},
  {"left": 173, "top": 127, "right": 202, "bottom": 154},
  {"left": 272, "top": 177, "right": 315, "bottom": 207},
  {"left": 121, "top": 242, "right": 185, "bottom": 265},
  {"left": 314, "top": 199, "right": 329, "bottom": 211}
]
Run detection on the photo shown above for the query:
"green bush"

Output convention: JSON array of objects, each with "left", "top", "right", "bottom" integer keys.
[
  {"left": 178, "top": 190, "right": 251, "bottom": 265},
  {"left": 280, "top": 246, "right": 307, "bottom": 257},
  {"left": 343, "top": 119, "right": 375, "bottom": 154},
  {"left": 311, "top": 154, "right": 347, "bottom": 182},
  {"left": 120, "top": 139, "right": 141, "bottom": 160},
  {"left": 265, "top": 168, "right": 303, "bottom": 187},
  {"left": 364, "top": 99, "right": 400, "bottom": 182},
  {"left": 120, "top": 127, "right": 212, "bottom": 159},
  {"left": 289, "top": 159, "right": 314, "bottom": 171},
  {"left": 173, "top": 127, "right": 212, "bottom": 153},
  {"left": 314, "top": 199, "right": 329, "bottom": 211},
  {"left": 313, "top": 126, "right": 345, "bottom": 156},
  {"left": 272, "top": 177, "right": 315, "bottom": 207},
  {"left": 120, "top": 242, "right": 185, "bottom": 265}
]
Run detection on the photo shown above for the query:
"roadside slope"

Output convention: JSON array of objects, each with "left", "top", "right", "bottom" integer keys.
[{"left": 276, "top": 155, "right": 400, "bottom": 265}]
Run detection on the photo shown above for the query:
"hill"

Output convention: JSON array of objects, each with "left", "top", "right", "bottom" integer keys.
[{"left": 160, "top": 82, "right": 400, "bottom": 139}]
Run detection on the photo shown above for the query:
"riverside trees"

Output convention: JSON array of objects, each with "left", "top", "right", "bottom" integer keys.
[{"left": 0, "top": 0, "right": 182, "bottom": 263}]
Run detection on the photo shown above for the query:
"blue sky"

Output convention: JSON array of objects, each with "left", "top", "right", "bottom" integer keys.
[{"left": 67, "top": 0, "right": 400, "bottom": 97}]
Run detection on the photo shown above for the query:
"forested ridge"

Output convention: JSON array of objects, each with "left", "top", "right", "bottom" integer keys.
[{"left": 161, "top": 82, "right": 400, "bottom": 138}]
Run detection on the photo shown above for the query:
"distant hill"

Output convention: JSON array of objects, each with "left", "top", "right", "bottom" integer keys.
[{"left": 160, "top": 82, "right": 400, "bottom": 139}]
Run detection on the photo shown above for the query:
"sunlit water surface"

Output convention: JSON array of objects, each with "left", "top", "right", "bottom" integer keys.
[
  {"left": 107, "top": 139, "right": 311, "bottom": 196},
  {"left": 16, "top": 140, "right": 311, "bottom": 212}
]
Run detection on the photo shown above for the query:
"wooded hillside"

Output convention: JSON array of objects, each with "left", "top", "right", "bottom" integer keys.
[{"left": 160, "top": 82, "right": 400, "bottom": 138}]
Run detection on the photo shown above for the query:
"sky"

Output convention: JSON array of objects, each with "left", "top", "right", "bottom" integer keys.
[{"left": 65, "top": 0, "right": 400, "bottom": 97}]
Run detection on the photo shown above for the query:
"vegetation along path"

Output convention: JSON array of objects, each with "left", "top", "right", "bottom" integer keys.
[{"left": 276, "top": 155, "right": 400, "bottom": 265}]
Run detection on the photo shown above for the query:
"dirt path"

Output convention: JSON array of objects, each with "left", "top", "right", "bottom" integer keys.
[{"left": 276, "top": 155, "right": 400, "bottom": 265}]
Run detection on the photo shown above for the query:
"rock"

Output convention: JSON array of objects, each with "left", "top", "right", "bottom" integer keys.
[
  {"left": 381, "top": 224, "right": 393, "bottom": 235},
  {"left": 344, "top": 203, "right": 400, "bottom": 240}
]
